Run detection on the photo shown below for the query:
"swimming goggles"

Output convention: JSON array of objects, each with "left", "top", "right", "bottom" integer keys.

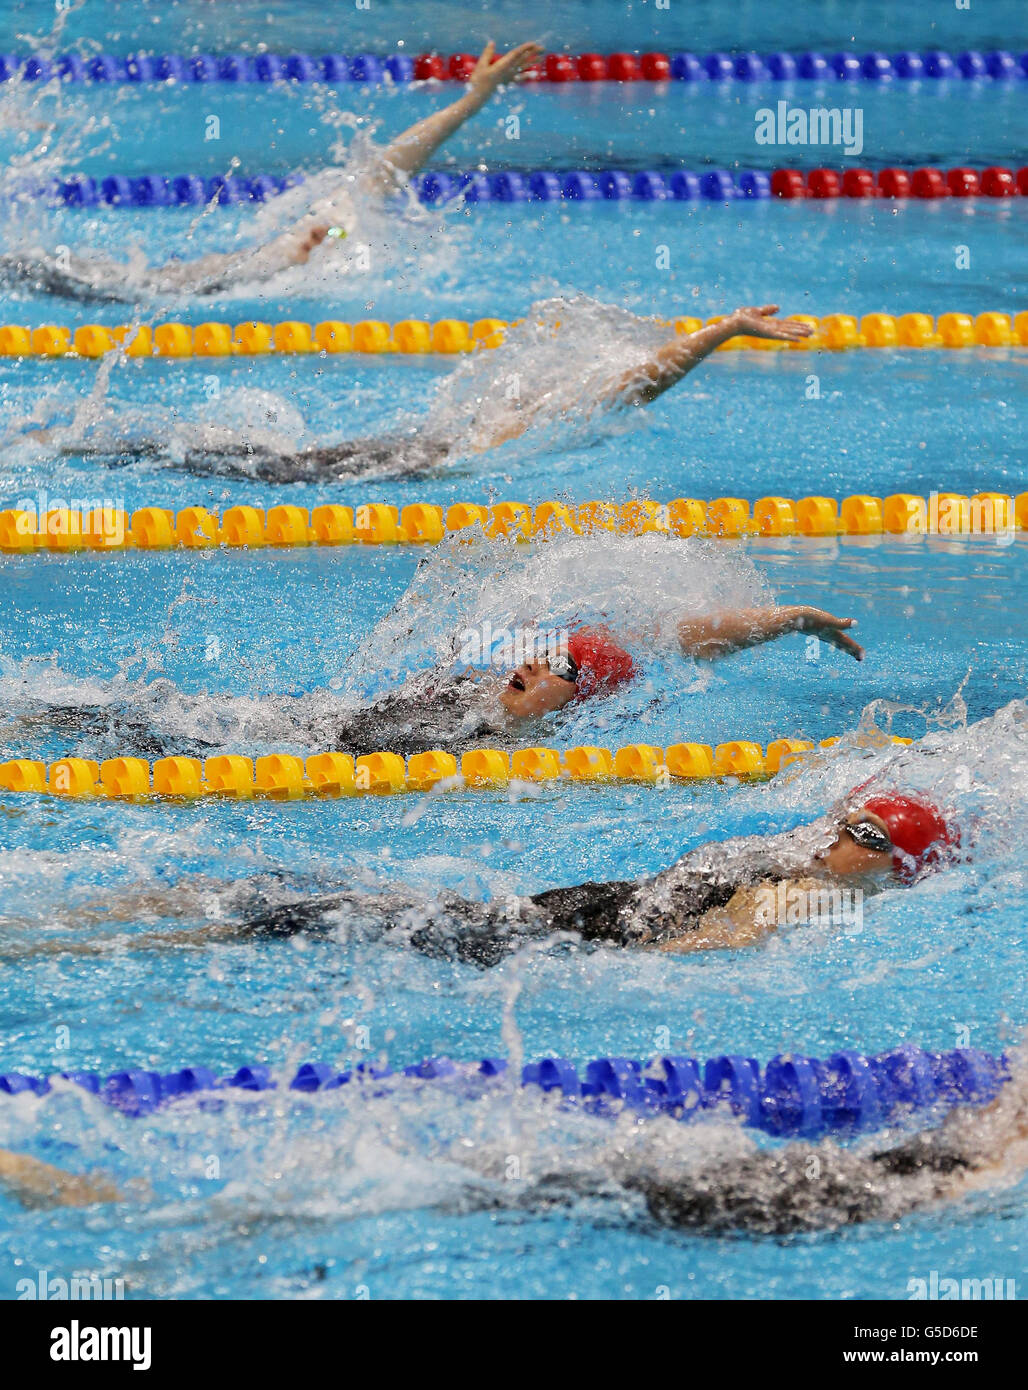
[
  {"left": 842, "top": 816, "right": 893, "bottom": 855},
  {"left": 547, "top": 652, "right": 579, "bottom": 684}
]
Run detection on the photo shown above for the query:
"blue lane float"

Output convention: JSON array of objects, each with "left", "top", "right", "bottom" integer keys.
[
  {"left": 13, "top": 168, "right": 782, "bottom": 207},
  {"left": 0, "top": 50, "right": 1026, "bottom": 85},
  {"left": 0, "top": 1047, "right": 1009, "bottom": 1135}
]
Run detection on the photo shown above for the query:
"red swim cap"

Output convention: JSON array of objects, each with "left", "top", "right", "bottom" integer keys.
[
  {"left": 859, "top": 793, "right": 959, "bottom": 881},
  {"left": 566, "top": 628, "right": 636, "bottom": 699}
]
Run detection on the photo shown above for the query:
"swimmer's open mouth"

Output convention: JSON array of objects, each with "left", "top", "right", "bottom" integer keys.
[{"left": 509, "top": 673, "right": 526, "bottom": 692}]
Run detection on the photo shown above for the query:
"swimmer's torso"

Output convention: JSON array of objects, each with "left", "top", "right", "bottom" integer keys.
[{"left": 237, "top": 855, "right": 796, "bottom": 965}]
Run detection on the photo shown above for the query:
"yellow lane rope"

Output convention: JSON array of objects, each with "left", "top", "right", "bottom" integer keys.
[
  {"left": 2, "top": 494, "right": 1024, "bottom": 554},
  {"left": 1, "top": 311, "right": 1025, "bottom": 359},
  {"left": 0, "top": 735, "right": 912, "bottom": 799}
]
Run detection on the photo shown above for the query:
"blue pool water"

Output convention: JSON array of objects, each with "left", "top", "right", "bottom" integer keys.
[{"left": 0, "top": 0, "right": 1027, "bottom": 1302}]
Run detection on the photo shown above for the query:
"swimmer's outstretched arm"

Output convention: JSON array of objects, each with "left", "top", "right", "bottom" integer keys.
[
  {"left": 49, "top": 44, "right": 544, "bottom": 295},
  {"left": 479, "top": 305, "right": 815, "bottom": 451},
  {"left": 603, "top": 305, "right": 814, "bottom": 407},
  {"left": 366, "top": 41, "right": 544, "bottom": 194},
  {"left": 0, "top": 1146, "right": 122, "bottom": 1208},
  {"left": 260, "top": 42, "right": 543, "bottom": 274},
  {"left": 677, "top": 605, "right": 864, "bottom": 661}
]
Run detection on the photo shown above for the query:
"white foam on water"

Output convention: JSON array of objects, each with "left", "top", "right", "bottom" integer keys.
[{"left": 343, "top": 527, "right": 773, "bottom": 695}]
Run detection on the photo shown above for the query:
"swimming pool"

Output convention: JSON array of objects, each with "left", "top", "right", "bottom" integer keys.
[{"left": 1, "top": 0, "right": 1027, "bottom": 1305}]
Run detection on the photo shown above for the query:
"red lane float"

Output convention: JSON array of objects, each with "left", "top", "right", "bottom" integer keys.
[
  {"left": 577, "top": 53, "right": 607, "bottom": 80},
  {"left": 981, "top": 166, "right": 1017, "bottom": 196},
  {"left": 769, "top": 166, "right": 1024, "bottom": 199},
  {"left": 808, "top": 168, "right": 842, "bottom": 198},
  {"left": 770, "top": 169, "right": 806, "bottom": 198},
  {"left": 912, "top": 168, "right": 949, "bottom": 197},
  {"left": 607, "top": 53, "right": 642, "bottom": 81},
  {"left": 842, "top": 169, "right": 877, "bottom": 197}
]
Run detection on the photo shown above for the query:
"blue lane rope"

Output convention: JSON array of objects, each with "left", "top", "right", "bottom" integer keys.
[
  {"left": 0, "top": 50, "right": 1026, "bottom": 85},
  {"left": 0, "top": 1046, "right": 1008, "bottom": 1135},
  {"left": 14, "top": 168, "right": 773, "bottom": 206}
]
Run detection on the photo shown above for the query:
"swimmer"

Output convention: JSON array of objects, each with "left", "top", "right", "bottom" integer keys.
[
  {"left": 0, "top": 1146, "right": 123, "bottom": 1208},
  {"left": 322, "top": 604, "right": 860, "bottom": 754},
  {"left": 0, "top": 40, "right": 544, "bottom": 302},
  {"left": 2, "top": 790, "right": 957, "bottom": 967},
  {"left": 624, "top": 1048, "right": 1028, "bottom": 1234},
  {"left": 6, "top": 605, "right": 863, "bottom": 761},
  {"left": 235, "top": 789, "right": 957, "bottom": 966},
  {"left": 56, "top": 305, "right": 815, "bottom": 480}
]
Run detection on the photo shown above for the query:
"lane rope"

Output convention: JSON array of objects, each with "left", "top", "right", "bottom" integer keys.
[
  {"left": 2, "top": 311, "right": 1026, "bottom": 360},
  {"left": 1, "top": 49, "right": 1026, "bottom": 85},
  {"left": 0, "top": 1046, "right": 1008, "bottom": 1134},
  {"left": 25, "top": 165, "right": 1028, "bottom": 207},
  {"left": 0, "top": 737, "right": 913, "bottom": 799},
  {"left": 3, "top": 494, "right": 1025, "bottom": 556}
]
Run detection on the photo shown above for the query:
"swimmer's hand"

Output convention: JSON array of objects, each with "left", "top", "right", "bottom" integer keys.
[
  {"left": 468, "top": 40, "right": 545, "bottom": 101},
  {"left": 788, "top": 606, "right": 864, "bottom": 661},
  {"left": 727, "top": 304, "right": 814, "bottom": 342}
]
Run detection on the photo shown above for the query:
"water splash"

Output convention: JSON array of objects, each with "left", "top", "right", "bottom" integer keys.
[
  {"left": 2, "top": 295, "right": 681, "bottom": 479},
  {"left": 343, "top": 528, "right": 773, "bottom": 696},
  {"left": 2, "top": 385, "right": 311, "bottom": 464},
  {"left": 0, "top": 71, "right": 465, "bottom": 303},
  {"left": 420, "top": 294, "right": 672, "bottom": 453}
]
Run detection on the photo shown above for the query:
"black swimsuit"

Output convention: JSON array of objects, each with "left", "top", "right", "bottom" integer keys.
[
  {"left": 632, "top": 1126, "right": 977, "bottom": 1235},
  {"left": 12, "top": 675, "right": 499, "bottom": 763},
  {"left": 180, "top": 434, "right": 451, "bottom": 483},
  {"left": 237, "top": 864, "right": 776, "bottom": 966}
]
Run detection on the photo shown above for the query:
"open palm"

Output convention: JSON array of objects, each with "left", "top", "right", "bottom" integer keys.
[
  {"left": 731, "top": 304, "right": 813, "bottom": 342},
  {"left": 469, "top": 40, "right": 545, "bottom": 97}
]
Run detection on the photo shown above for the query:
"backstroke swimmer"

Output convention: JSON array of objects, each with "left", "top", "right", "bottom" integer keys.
[
  {"left": 0, "top": 40, "right": 544, "bottom": 302},
  {"left": 8, "top": 603, "right": 864, "bottom": 759},
  {"left": 37, "top": 305, "right": 815, "bottom": 480},
  {"left": 6, "top": 1038, "right": 1022, "bottom": 1233},
  {"left": 1, "top": 790, "right": 955, "bottom": 966}
]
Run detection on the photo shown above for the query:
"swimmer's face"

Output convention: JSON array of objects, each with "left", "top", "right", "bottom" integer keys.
[
  {"left": 498, "top": 658, "right": 578, "bottom": 719},
  {"left": 816, "top": 809, "right": 895, "bottom": 878}
]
